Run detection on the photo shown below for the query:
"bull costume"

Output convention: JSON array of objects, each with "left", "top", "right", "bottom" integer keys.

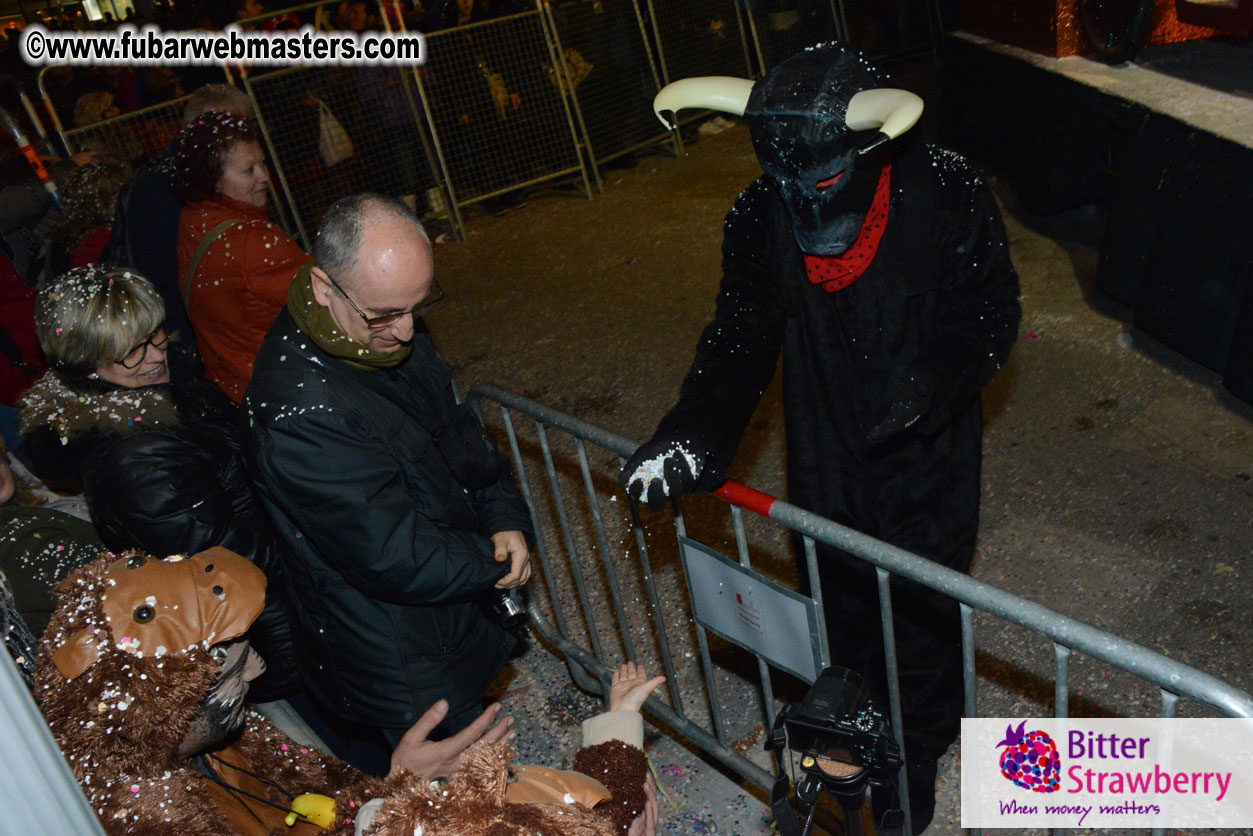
[
  {"left": 34, "top": 548, "right": 650, "bottom": 836},
  {"left": 621, "top": 44, "right": 1020, "bottom": 832}
]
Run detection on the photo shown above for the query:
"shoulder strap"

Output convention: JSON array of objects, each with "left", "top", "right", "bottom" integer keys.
[{"left": 182, "top": 219, "right": 241, "bottom": 307}]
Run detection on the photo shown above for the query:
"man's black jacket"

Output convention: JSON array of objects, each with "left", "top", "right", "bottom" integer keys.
[{"left": 244, "top": 309, "right": 532, "bottom": 729}]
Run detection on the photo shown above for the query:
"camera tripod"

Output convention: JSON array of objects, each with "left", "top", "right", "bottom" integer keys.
[
  {"left": 796, "top": 757, "right": 872, "bottom": 836},
  {"left": 772, "top": 757, "right": 902, "bottom": 836}
]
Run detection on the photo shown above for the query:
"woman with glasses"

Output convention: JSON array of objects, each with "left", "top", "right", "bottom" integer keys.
[
  {"left": 171, "top": 111, "right": 310, "bottom": 405},
  {"left": 17, "top": 265, "right": 300, "bottom": 701}
]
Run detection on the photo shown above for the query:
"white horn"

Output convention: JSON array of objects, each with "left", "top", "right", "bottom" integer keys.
[
  {"left": 845, "top": 88, "right": 924, "bottom": 140},
  {"left": 653, "top": 77, "right": 755, "bottom": 130}
]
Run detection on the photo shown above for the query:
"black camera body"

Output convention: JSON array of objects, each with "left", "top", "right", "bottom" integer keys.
[{"left": 769, "top": 666, "right": 901, "bottom": 784}]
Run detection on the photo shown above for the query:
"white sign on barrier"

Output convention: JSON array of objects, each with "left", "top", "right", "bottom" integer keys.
[
  {"left": 679, "top": 536, "right": 823, "bottom": 684},
  {"left": 961, "top": 717, "right": 1253, "bottom": 829}
]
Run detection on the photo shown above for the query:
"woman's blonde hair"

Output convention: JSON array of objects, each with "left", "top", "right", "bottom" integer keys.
[{"left": 36, "top": 267, "right": 166, "bottom": 377}]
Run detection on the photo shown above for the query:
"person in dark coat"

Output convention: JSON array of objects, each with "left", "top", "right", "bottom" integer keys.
[
  {"left": 104, "top": 83, "right": 254, "bottom": 339},
  {"left": 244, "top": 193, "right": 533, "bottom": 750},
  {"left": 620, "top": 45, "right": 1021, "bottom": 834},
  {"left": 18, "top": 265, "right": 300, "bottom": 701}
]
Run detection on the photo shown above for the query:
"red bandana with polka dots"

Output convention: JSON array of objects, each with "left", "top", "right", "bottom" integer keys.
[{"left": 803, "top": 158, "right": 892, "bottom": 293}]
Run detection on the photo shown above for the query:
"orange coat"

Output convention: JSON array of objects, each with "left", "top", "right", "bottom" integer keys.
[{"left": 177, "top": 195, "right": 309, "bottom": 403}]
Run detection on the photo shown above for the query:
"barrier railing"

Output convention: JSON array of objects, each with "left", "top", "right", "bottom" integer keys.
[
  {"left": 645, "top": 0, "right": 755, "bottom": 86},
  {"left": 468, "top": 382, "right": 1253, "bottom": 835},
  {"left": 28, "top": 1, "right": 943, "bottom": 247},
  {"left": 231, "top": 0, "right": 454, "bottom": 246},
  {"left": 39, "top": 74, "right": 185, "bottom": 168},
  {"left": 541, "top": 0, "right": 680, "bottom": 174},
  {"left": 417, "top": 8, "right": 593, "bottom": 209},
  {"left": 34, "top": 67, "right": 306, "bottom": 245}
]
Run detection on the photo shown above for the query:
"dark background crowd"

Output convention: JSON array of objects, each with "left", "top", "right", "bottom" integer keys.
[
  {"left": 0, "top": 0, "right": 533, "bottom": 132},
  {"left": 0, "top": 0, "right": 558, "bottom": 426}
]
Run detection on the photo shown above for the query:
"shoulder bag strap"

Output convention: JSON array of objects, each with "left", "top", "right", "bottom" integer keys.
[{"left": 182, "top": 219, "right": 241, "bottom": 308}]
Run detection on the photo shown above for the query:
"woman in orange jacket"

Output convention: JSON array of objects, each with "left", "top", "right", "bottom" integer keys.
[{"left": 172, "top": 112, "right": 310, "bottom": 404}]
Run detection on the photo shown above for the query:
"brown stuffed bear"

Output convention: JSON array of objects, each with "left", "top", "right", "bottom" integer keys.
[{"left": 34, "top": 548, "right": 651, "bottom": 836}]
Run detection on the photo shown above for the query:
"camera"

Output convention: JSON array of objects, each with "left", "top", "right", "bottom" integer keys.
[
  {"left": 769, "top": 666, "right": 901, "bottom": 787},
  {"left": 479, "top": 589, "right": 528, "bottom": 631},
  {"left": 767, "top": 666, "right": 904, "bottom": 836}
]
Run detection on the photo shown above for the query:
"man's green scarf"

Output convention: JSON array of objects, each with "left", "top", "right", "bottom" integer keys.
[{"left": 287, "top": 262, "right": 411, "bottom": 371}]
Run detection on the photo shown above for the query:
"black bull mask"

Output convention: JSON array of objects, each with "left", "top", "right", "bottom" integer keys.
[{"left": 653, "top": 43, "right": 923, "bottom": 255}]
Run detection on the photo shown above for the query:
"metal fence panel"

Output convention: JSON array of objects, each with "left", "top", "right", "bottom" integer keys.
[
  {"left": 233, "top": 0, "right": 458, "bottom": 241},
  {"left": 468, "top": 382, "right": 1253, "bottom": 833},
  {"left": 543, "top": 0, "right": 677, "bottom": 168},
  {"left": 420, "top": 11, "right": 590, "bottom": 207},
  {"left": 56, "top": 93, "right": 184, "bottom": 168},
  {"left": 647, "top": 0, "right": 755, "bottom": 84},
  {"left": 744, "top": 0, "right": 844, "bottom": 73},
  {"left": 37, "top": 66, "right": 306, "bottom": 246}
]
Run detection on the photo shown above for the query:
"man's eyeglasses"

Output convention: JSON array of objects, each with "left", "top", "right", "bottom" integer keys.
[
  {"left": 119, "top": 328, "right": 169, "bottom": 369},
  {"left": 323, "top": 270, "right": 444, "bottom": 330}
]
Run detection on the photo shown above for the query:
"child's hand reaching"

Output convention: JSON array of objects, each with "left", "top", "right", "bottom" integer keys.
[{"left": 608, "top": 662, "right": 666, "bottom": 712}]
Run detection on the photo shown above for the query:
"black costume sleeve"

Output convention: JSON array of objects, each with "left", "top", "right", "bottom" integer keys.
[
  {"left": 250, "top": 409, "right": 509, "bottom": 606},
  {"left": 652, "top": 179, "right": 788, "bottom": 488},
  {"left": 906, "top": 150, "right": 1021, "bottom": 437}
]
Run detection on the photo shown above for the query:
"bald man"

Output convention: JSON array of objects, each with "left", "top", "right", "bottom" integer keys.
[{"left": 244, "top": 193, "right": 532, "bottom": 753}]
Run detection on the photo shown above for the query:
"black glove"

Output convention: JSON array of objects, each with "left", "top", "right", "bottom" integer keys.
[
  {"left": 867, "top": 371, "right": 934, "bottom": 445},
  {"left": 619, "top": 433, "right": 707, "bottom": 512}
]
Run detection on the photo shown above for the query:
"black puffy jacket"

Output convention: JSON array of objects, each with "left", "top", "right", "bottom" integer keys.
[
  {"left": 19, "top": 344, "right": 300, "bottom": 700},
  {"left": 244, "top": 310, "right": 532, "bottom": 730}
]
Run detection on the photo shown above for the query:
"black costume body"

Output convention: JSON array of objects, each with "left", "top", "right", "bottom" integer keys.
[
  {"left": 653, "top": 137, "right": 1020, "bottom": 819},
  {"left": 245, "top": 311, "right": 533, "bottom": 735}
]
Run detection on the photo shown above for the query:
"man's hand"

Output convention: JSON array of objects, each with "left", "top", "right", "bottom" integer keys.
[
  {"left": 389, "top": 700, "right": 515, "bottom": 780},
  {"left": 491, "top": 530, "right": 531, "bottom": 589},
  {"left": 627, "top": 775, "right": 659, "bottom": 836},
  {"left": 620, "top": 435, "right": 706, "bottom": 512}
]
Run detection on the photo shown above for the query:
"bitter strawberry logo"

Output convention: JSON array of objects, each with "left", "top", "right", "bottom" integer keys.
[{"left": 996, "top": 721, "right": 1061, "bottom": 793}]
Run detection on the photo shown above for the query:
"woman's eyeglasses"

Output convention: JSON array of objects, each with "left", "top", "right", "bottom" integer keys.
[
  {"left": 324, "top": 271, "right": 444, "bottom": 330},
  {"left": 120, "top": 328, "right": 169, "bottom": 369}
]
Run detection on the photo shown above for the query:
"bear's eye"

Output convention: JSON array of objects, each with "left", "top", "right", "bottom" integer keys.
[
  {"left": 127, "top": 555, "right": 147, "bottom": 569},
  {"left": 133, "top": 604, "right": 154, "bottom": 623}
]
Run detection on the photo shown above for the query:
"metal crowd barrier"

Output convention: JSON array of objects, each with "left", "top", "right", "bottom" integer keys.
[
  {"left": 645, "top": 0, "right": 755, "bottom": 87},
  {"left": 37, "top": 70, "right": 184, "bottom": 169},
  {"left": 541, "top": 0, "right": 680, "bottom": 174},
  {"left": 229, "top": 0, "right": 448, "bottom": 247},
  {"left": 417, "top": 8, "right": 593, "bottom": 209},
  {"left": 468, "top": 382, "right": 1253, "bottom": 836},
  {"left": 34, "top": 67, "right": 305, "bottom": 244},
  {"left": 29, "top": 0, "right": 944, "bottom": 248}
]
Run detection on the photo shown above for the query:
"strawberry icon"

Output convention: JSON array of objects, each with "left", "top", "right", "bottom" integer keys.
[{"left": 996, "top": 721, "right": 1061, "bottom": 793}]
